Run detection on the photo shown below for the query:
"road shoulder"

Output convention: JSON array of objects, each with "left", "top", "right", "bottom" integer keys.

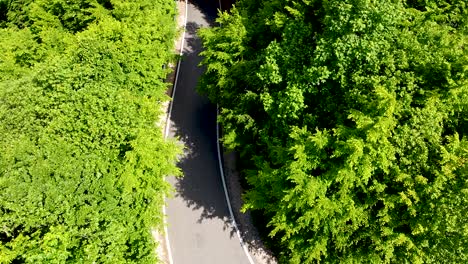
[
  {"left": 221, "top": 149, "right": 278, "bottom": 264},
  {"left": 154, "top": 1, "right": 187, "bottom": 263}
]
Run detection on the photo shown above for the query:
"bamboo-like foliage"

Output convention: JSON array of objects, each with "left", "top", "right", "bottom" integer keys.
[{"left": 199, "top": 0, "right": 468, "bottom": 263}]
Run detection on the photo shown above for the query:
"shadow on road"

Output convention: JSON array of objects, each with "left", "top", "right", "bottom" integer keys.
[
  {"left": 170, "top": 0, "right": 234, "bottom": 231},
  {"left": 188, "top": 0, "right": 219, "bottom": 20},
  {"left": 171, "top": 19, "right": 225, "bottom": 222},
  {"left": 169, "top": 1, "right": 276, "bottom": 261}
]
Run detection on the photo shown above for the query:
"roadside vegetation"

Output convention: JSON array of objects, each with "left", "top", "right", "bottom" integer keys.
[
  {"left": 199, "top": 0, "right": 468, "bottom": 263},
  {"left": 0, "top": 0, "right": 180, "bottom": 263}
]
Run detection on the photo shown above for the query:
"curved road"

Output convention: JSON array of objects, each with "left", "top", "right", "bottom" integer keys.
[{"left": 165, "top": 1, "right": 251, "bottom": 264}]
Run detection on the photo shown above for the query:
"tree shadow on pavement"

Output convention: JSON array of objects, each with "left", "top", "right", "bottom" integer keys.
[
  {"left": 187, "top": 0, "right": 219, "bottom": 20},
  {"left": 170, "top": 19, "right": 227, "bottom": 224},
  {"left": 170, "top": 0, "right": 238, "bottom": 230},
  {"left": 168, "top": 1, "right": 277, "bottom": 263}
]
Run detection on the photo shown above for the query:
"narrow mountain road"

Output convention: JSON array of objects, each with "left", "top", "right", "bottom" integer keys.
[{"left": 165, "top": 1, "right": 252, "bottom": 263}]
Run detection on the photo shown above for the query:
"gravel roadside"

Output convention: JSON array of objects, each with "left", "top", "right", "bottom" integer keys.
[{"left": 220, "top": 149, "right": 278, "bottom": 264}]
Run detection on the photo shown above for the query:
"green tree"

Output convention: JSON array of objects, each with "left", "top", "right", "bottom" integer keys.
[
  {"left": 200, "top": 0, "right": 468, "bottom": 263},
  {"left": 0, "top": 0, "right": 180, "bottom": 263}
]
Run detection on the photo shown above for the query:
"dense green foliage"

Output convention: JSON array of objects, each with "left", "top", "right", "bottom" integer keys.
[
  {"left": 200, "top": 0, "right": 468, "bottom": 263},
  {"left": 0, "top": 0, "right": 180, "bottom": 262}
]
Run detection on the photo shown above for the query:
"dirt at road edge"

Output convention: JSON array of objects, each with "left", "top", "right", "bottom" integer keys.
[{"left": 221, "top": 150, "right": 278, "bottom": 264}]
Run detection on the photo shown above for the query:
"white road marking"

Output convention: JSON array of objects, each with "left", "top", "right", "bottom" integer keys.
[
  {"left": 216, "top": 106, "right": 256, "bottom": 264},
  {"left": 165, "top": 1, "right": 255, "bottom": 263},
  {"left": 163, "top": 1, "right": 188, "bottom": 264},
  {"left": 165, "top": 0, "right": 188, "bottom": 139},
  {"left": 215, "top": 1, "right": 255, "bottom": 263}
]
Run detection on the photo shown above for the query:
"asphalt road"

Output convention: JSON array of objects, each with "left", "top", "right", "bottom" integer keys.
[{"left": 166, "top": 1, "right": 251, "bottom": 264}]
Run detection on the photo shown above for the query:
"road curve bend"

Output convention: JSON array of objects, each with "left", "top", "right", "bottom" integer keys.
[{"left": 165, "top": 1, "right": 253, "bottom": 264}]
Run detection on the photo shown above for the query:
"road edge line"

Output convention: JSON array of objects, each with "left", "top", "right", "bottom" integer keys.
[
  {"left": 163, "top": 1, "right": 188, "bottom": 264},
  {"left": 215, "top": 1, "right": 254, "bottom": 263},
  {"left": 165, "top": 0, "right": 187, "bottom": 139},
  {"left": 216, "top": 106, "right": 256, "bottom": 264}
]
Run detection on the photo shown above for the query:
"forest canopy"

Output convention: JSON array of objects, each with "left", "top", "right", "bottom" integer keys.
[
  {"left": 0, "top": 0, "right": 180, "bottom": 263},
  {"left": 200, "top": 0, "right": 468, "bottom": 263}
]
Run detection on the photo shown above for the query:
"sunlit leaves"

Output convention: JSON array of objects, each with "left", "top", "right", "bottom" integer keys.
[
  {"left": 0, "top": 0, "right": 179, "bottom": 262},
  {"left": 200, "top": 0, "right": 468, "bottom": 263}
]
